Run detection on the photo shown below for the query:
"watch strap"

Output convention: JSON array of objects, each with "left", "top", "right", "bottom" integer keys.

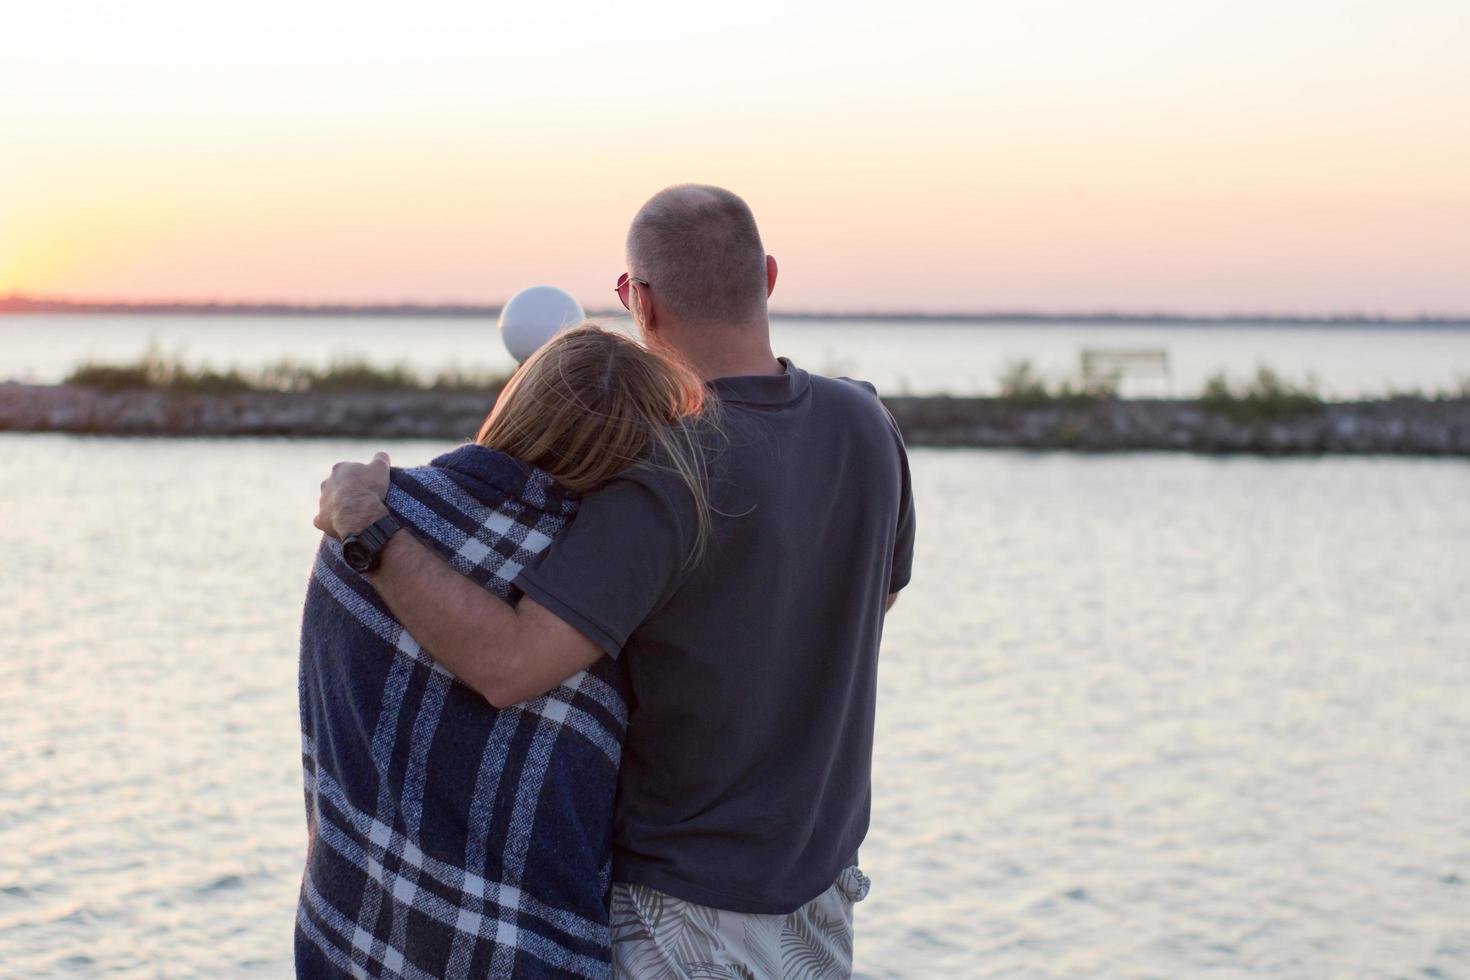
[{"left": 358, "top": 512, "right": 403, "bottom": 552}]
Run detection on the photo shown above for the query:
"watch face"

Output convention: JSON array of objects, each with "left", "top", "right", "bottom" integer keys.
[{"left": 342, "top": 539, "right": 371, "bottom": 571}]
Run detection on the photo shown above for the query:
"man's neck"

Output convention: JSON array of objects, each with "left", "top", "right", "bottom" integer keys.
[
  {"left": 686, "top": 348, "right": 784, "bottom": 382},
  {"left": 664, "top": 321, "right": 783, "bottom": 382}
]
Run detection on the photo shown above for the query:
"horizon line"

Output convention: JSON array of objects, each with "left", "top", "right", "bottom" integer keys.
[{"left": 2, "top": 293, "right": 1468, "bottom": 326}]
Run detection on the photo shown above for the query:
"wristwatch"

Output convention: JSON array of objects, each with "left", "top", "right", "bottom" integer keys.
[{"left": 341, "top": 513, "right": 403, "bottom": 573}]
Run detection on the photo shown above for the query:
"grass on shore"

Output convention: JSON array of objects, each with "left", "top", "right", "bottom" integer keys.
[
  {"left": 62, "top": 350, "right": 1470, "bottom": 418},
  {"left": 1199, "top": 367, "right": 1324, "bottom": 420},
  {"left": 996, "top": 360, "right": 1118, "bottom": 407},
  {"left": 1376, "top": 375, "right": 1470, "bottom": 401},
  {"left": 64, "top": 347, "right": 510, "bottom": 394},
  {"left": 998, "top": 360, "right": 1333, "bottom": 420}
]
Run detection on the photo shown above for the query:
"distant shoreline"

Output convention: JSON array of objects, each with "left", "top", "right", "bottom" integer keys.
[
  {"left": 2, "top": 296, "right": 1468, "bottom": 327},
  {"left": 4, "top": 383, "right": 1467, "bottom": 456}
]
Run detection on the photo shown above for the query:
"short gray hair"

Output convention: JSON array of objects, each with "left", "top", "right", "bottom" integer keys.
[{"left": 626, "top": 184, "right": 768, "bottom": 327}]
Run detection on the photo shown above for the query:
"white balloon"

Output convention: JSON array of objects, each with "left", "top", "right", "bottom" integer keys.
[{"left": 498, "top": 285, "right": 585, "bottom": 362}]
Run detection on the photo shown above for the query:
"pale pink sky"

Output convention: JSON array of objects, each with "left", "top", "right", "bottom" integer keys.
[{"left": 2, "top": 0, "right": 1468, "bottom": 315}]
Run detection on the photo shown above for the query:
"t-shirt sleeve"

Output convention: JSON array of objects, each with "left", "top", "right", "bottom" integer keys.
[
  {"left": 889, "top": 438, "right": 916, "bottom": 593},
  {"left": 515, "top": 470, "right": 695, "bottom": 657},
  {"left": 858, "top": 382, "right": 917, "bottom": 594}
]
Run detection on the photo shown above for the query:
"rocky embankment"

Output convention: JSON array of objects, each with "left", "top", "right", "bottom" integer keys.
[
  {"left": 0, "top": 383, "right": 502, "bottom": 440},
  {"left": 3, "top": 383, "right": 1469, "bottom": 455},
  {"left": 881, "top": 395, "right": 1470, "bottom": 455}
]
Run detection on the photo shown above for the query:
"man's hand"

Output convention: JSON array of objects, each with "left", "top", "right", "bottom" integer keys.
[{"left": 314, "top": 451, "right": 392, "bottom": 538}]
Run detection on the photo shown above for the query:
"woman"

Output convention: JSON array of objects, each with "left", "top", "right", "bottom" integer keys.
[{"left": 296, "top": 325, "right": 710, "bottom": 979}]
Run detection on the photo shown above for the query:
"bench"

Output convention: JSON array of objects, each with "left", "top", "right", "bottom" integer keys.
[{"left": 1080, "top": 348, "right": 1171, "bottom": 393}]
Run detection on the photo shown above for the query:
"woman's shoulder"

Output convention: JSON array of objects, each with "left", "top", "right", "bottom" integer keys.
[{"left": 395, "top": 443, "right": 576, "bottom": 515}]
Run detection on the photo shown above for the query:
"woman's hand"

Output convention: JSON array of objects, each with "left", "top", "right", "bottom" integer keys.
[{"left": 314, "top": 451, "right": 391, "bottom": 538}]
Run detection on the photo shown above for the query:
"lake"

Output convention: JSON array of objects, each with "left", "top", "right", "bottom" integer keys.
[
  {"left": 1, "top": 435, "right": 1467, "bottom": 977},
  {"left": 4, "top": 314, "right": 1470, "bottom": 399}
]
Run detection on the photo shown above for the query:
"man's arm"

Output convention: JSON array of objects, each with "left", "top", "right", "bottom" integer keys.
[
  {"left": 315, "top": 453, "right": 601, "bottom": 708},
  {"left": 370, "top": 533, "right": 602, "bottom": 707}
]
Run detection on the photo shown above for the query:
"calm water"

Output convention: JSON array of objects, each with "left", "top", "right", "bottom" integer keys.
[
  {"left": 4, "top": 314, "right": 1470, "bottom": 398},
  {"left": 1, "top": 435, "right": 1468, "bottom": 978}
]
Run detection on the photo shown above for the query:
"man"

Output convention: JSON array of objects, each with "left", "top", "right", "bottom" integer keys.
[{"left": 315, "top": 184, "right": 915, "bottom": 977}]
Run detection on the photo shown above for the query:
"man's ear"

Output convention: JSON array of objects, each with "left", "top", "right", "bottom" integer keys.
[
  {"left": 633, "top": 282, "right": 658, "bottom": 336},
  {"left": 766, "top": 254, "right": 779, "bottom": 297}
]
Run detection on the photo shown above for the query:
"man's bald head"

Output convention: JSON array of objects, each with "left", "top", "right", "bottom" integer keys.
[{"left": 627, "top": 185, "right": 769, "bottom": 328}]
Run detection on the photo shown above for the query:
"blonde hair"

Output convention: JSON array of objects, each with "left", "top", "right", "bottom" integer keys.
[{"left": 476, "top": 323, "right": 715, "bottom": 562}]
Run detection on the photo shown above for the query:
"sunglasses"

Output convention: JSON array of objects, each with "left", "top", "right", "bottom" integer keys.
[{"left": 615, "top": 273, "right": 650, "bottom": 311}]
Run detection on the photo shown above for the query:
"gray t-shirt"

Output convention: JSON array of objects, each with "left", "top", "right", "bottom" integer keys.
[{"left": 515, "top": 359, "right": 916, "bottom": 914}]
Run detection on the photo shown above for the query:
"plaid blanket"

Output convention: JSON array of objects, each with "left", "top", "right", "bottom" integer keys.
[{"left": 296, "top": 444, "right": 629, "bottom": 979}]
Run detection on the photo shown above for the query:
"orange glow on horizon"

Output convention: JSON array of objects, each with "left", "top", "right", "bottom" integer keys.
[{"left": 3, "top": 0, "right": 1468, "bottom": 315}]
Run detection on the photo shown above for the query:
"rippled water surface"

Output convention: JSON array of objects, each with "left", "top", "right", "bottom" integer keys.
[{"left": 1, "top": 435, "right": 1467, "bottom": 977}]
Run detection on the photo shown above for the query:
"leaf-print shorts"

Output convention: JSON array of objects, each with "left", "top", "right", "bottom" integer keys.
[{"left": 610, "top": 866, "right": 871, "bottom": 979}]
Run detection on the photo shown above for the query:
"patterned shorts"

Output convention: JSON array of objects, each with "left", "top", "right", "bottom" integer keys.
[{"left": 610, "top": 867, "right": 871, "bottom": 979}]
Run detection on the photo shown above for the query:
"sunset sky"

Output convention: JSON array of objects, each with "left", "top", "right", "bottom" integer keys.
[{"left": 2, "top": 0, "right": 1467, "bottom": 315}]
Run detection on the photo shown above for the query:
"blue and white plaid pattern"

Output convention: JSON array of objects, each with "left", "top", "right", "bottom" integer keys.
[{"left": 297, "top": 445, "right": 629, "bottom": 979}]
